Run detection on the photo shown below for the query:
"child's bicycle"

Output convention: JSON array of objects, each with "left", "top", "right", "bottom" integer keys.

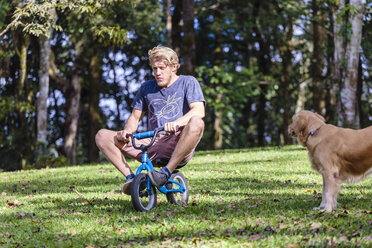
[{"left": 127, "top": 127, "right": 189, "bottom": 211}]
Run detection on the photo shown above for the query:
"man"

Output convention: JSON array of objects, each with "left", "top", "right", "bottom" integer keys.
[{"left": 95, "top": 46, "right": 205, "bottom": 194}]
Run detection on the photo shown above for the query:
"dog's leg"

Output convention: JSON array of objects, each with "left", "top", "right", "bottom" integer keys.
[
  {"left": 322, "top": 171, "right": 341, "bottom": 212},
  {"left": 313, "top": 174, "right": 326, "bottom": 210}
]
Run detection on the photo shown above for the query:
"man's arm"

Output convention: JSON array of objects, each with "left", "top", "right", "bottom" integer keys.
[
  {"left": 117, "top": 108, "right": 145, "bottom": 143},
  {"left": 164, "top": 101, "right": 205, "bottom": 132}
]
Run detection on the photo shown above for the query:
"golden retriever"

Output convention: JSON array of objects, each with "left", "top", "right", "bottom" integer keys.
[{"left": 288, "top": 110, "right": 372, "bottom": 212}]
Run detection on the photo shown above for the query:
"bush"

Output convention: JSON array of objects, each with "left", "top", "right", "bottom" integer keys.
[{"left": 31, "top": 155, "right": 67, "bottom": 169}]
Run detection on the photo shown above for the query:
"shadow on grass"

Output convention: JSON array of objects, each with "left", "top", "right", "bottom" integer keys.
[
  {"left": 196, "top": 145, "right": 306, "bottom": 155},
  {"left": 1, "top": 145, "right": 371, "bottom": 247},
  {"left": 1, "top": 185, "right": 371, "bottom": 247},
  {"left": 1, "top": 170, "right": 371, "bottom": 247},
  {"left": 2, "top": 171, "right": 371, "bottom": 215}
]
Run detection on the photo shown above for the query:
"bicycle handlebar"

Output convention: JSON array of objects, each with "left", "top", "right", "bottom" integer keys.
[{"left": 129, "top": 127, "right": 166, "bottom": 151}]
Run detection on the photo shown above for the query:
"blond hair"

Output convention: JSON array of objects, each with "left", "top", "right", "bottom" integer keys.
[{"left": 148, "top": 46, "right": 180, "bottom": 69}]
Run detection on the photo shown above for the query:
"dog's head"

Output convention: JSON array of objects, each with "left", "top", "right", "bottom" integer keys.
[{"left": 288, "top": 110, "right": 325, "bottom": 146}]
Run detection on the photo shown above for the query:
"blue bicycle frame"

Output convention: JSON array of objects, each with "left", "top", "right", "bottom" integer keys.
[{"left": 131, "top": 128, "right": 186, "bottom": 195}]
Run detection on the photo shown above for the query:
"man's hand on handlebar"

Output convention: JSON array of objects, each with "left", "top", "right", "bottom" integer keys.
[
  {"left": 116, "top": 130, "right": 132, "bottom": 143},
  {"left": 164, "top": 122, "right": 179, "bottom": 133}
]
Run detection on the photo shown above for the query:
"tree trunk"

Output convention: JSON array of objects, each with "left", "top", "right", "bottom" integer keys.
[
  {"left": 252, "top": 2, "right": 270, "bottom": 147},
  {"left": 212, "top": 12, "right": 223, "bottom": 150},
  {"left": 17, "top": 36, "right": 28, "bottom": 99},
  {"left": 278, "top": 20, "right": 293, "bottom": 145},
  {"left": 213, "top": 94, "right": 223, "bottom": 149},
  {"left": 296, "top": 81, "right": 308, "bottom": 113},
  {"left": 311, "top": 0, "right": 326, "bottom": 115},
  {"left": 37, "top": 8, "right": 56, "bottom": 157},
  {"left": 257, "top": 84, "right": 266, "bottom": 146},
  {"left": 325, "top": 6, "right": 336, "bottom": 121},
  {"left": 239, "top": 100, "right": 253, "bottom": 147},
  {"left": 37, "top": 34, "right": 51, "bottom": 156},
  {"left": 15, "top": 34, "right": 30, "bottom": 133},
  {"left": 88, "top": 55, "right": 101, "bottom": 163},
  {"left": 332, "top": 0, "right": 346, "bottom": 125},
  {"left": 357, "top": 57, "right": 363, "bottom": 127},
  {"left": 181, "top": 0, "right": 195, "bottom": 75},
  {"left": 14, "top": 33, "right": 30, "bottom": 167},
  {"left": 164, "top": 0, "right": 172, "bottom": 47},
  {"left": 64, "top": 41, "right": 83, "bottom": 165},
  {"left": 171, "top": 0, "right": 182, "bottom": 56},
  {"left": 325, "top": 85, "right": 336, "bottom": 123},
  {"left": 341, "top": 0, "right": 362, "bottom": 128}
]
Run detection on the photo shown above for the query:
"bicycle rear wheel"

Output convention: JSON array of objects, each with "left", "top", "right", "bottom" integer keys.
[
  {"left": 131, "top": 173, "right": 157, "bottom": 211},
  {"left": 166, "top": 171, "right": 189, "bottom": 204}
]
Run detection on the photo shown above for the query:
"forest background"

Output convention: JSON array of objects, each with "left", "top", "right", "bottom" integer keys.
[{"left": 0, "top": 0, "right": 371, "bottom": 171}]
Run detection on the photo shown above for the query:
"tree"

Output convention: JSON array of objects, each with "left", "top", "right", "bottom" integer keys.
[
  {"left": 341, "top": 0, "right": 363, "bottom": 128},
  {"left": 164, "top": 0, "right": 172, "bottom": 46},
  {"left": 277, "top": 4, "right": 295, "bottom": 145},
  {"left": 181, "top": 0, "right": 195, "bottom": 75},
  {"left": 0, "top": 0, "right": 36, "bottom": 170},
  {"left": 333, "top": 0, "right": 364, "bottom": 128},
  {"left": 1, "top": 0, "right": 371, "bottom": 170},
  {"left": 37, "top": 6, "right": 57, "bottom": 157},
  {"left": 1, "top": 0, "right": 130, "bottom": 166},
  {"left": 311, "top": 0, "right": 327, "bottom": 115}
]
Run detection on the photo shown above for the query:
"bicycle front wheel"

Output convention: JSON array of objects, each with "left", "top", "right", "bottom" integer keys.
[
  {"left": 130, "top": 173, "right": 157, "bottom": 211},
  {"left": 166, "top": 171, "right": 189, "bottom": 204}
]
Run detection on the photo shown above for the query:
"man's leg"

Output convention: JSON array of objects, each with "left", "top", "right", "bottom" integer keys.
[
  {"left": 95, "top": 129, "right": 135, "bottom": 194},
  {"left": 148, "top": 116, "right": 204, "bottom": 186},
  {"left": 95, "top": 129, "right": 134, "bottom": 176}
]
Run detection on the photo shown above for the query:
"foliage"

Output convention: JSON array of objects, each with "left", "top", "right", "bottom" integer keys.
[
  {"left": 0, "top": 0, "right": 137, "bottom": 169},
  {"left": 0, "top": 0, "right": 60, "bottom": 37},
  {"left": 1, "top": 0, "right": 372, "bottom": 170},
  {"left": 30, "top": 155, "right": 67, "bottom": 170},
  {"left": 0, "top": 0, "right": 130, "bottom": 46},
  {"left": 0, "top": 96, "right": 36, "bottom": 171},
  {"left": 92, "top": 25, "right": 128, "bottom": 47},
  {"left": 0, "top": 96, "right": 34, "bottom": 120},
  {"left": 197, "top": 64, "right": 261, "bottom": 112},
  {"left": 0, "top": 146, "right": 371, "bottom": 247},
  {"left": 0, "top": 1, "right": 10, "bottom": 30},
  {"left": 91, "top": 0, "right": 163, "bottom": 130}
]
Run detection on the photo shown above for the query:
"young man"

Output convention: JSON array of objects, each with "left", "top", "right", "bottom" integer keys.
[{"left": 95, "top": 46, "right": 205, "bottom": 194}]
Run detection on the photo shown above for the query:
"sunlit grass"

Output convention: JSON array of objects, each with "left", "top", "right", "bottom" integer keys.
[{"left": 1, "top": 145, "right": 371, "bottom": 247}]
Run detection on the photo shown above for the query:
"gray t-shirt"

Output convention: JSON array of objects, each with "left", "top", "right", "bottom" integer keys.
[{"left": 132, "top": 75, "right": 205, "bottom": 130}]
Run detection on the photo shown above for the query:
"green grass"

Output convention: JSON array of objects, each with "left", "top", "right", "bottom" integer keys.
[{"left": 1, "top": 145, "right": 371, "bottom": 247}]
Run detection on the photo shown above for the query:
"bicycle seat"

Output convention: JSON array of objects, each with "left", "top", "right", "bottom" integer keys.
[{"left": 152, "top": 158, "right": 187, "bottom": 169}]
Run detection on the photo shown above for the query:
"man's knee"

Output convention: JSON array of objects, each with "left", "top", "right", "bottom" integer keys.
[
  {"left": 186, "top": 116, "right": 204, "bottom": 136},
  {"left": 95, "top": 129, "right": 108, "bottom": 148}
]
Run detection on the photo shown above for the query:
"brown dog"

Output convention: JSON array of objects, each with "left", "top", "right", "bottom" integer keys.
[{"left": 288, "top": 110, "right": 372, "bottom": 212}]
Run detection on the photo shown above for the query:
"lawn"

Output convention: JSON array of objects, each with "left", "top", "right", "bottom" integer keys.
[{"left": 1, "top": 145, "right": 371, "bottom": 247}]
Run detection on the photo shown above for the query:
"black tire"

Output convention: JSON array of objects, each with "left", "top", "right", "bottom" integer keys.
[
  {"left": 166, "top": 171, "right": 189, "bottom": 204},
  {"left": 130, "top": 173, "right": 157, "bottom": 211}
]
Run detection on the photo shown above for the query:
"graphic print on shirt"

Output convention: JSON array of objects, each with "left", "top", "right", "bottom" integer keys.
[{"left": 149, "top": 93, "right": 182, "bottom": 122}]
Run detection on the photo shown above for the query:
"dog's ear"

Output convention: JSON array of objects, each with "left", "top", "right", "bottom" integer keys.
[
  {"left": 293, "top": 115, "right": 308, "bottom": 146},
  {"left": 295, "top": 116, "right": 307, "bottom": 133}
]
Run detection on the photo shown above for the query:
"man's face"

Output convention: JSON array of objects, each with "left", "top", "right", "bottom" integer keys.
[{"left": 151, "top": 60, "right": 176, "bottom": 88}]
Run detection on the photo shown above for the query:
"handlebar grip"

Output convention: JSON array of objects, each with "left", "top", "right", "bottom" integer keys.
[{"left": 134, "top": 131, "right": 155, "bottom": 139}]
